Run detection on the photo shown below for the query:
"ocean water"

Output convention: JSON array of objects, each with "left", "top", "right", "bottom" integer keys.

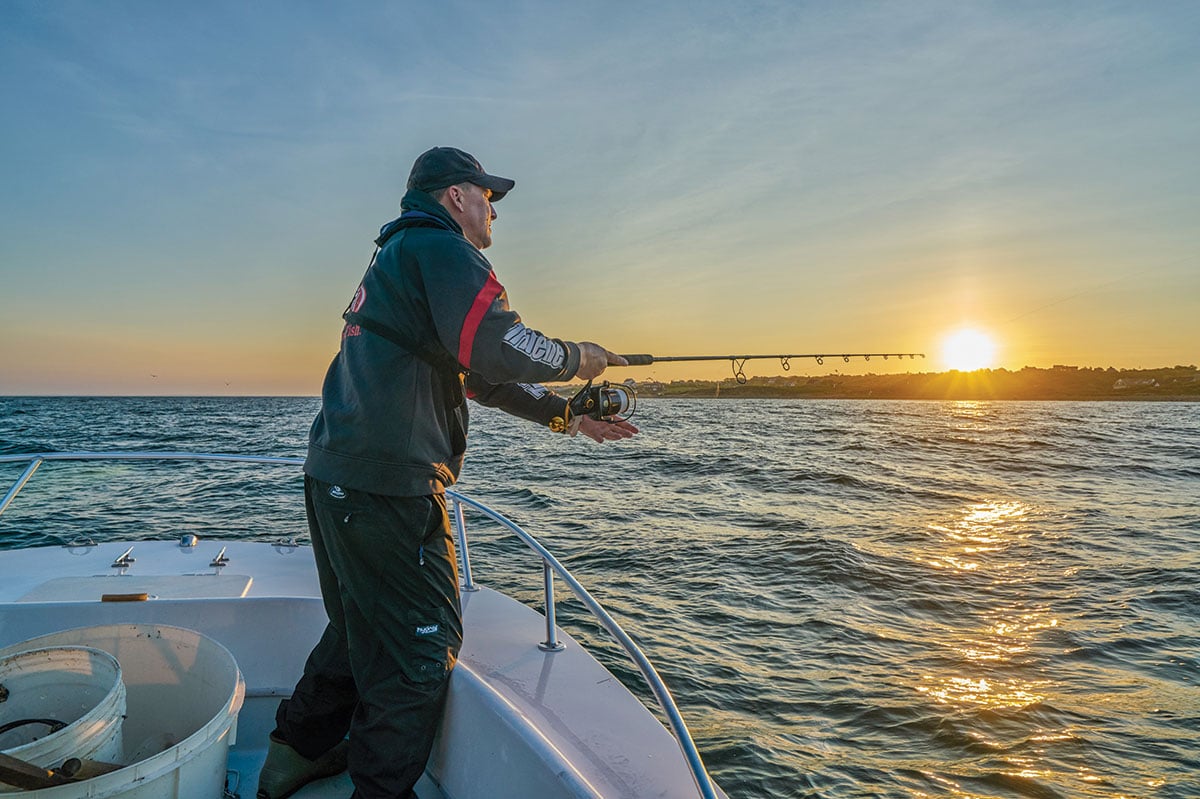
[{"left": 1, "top": 396, "right": 1198, "bottom": 799}]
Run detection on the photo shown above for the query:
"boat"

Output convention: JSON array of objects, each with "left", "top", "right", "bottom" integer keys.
[{"left": 0, "top": 451, "right": 725, "bottom": 798}]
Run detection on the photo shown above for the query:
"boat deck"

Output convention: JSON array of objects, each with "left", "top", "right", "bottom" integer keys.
[{"left": 0, "top": 539, "right": 720, "bottom": 798}]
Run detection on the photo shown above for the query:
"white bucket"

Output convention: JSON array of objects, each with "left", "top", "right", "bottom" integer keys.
[
  {"left": 0, "top": 646, "right": 125, "bottom": 773},
  {"left": 0, "top": 625, "right": 244, "bottom": 799}
]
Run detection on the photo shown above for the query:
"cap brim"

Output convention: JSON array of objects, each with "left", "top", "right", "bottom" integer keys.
[{"left": 475, "top": 174, "right": 515, "bottom": 201}]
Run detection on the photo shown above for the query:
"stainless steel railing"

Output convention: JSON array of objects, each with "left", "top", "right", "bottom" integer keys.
[{"left": 0, "top": 451, "right": 718, "bottom": 799}]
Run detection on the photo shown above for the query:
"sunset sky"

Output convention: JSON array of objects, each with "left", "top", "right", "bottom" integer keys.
[{"left": 2, "top": 2, "right": 1197, "bottom": 395}]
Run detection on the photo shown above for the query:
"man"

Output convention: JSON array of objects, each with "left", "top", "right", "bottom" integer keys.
[{"left": 256, "top": 147, "right": 637, "bottom": 799}]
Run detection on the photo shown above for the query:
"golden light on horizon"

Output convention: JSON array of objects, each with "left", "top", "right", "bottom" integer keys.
[{"left": 940, "top": 328, "right": 997, "bottom": 371}]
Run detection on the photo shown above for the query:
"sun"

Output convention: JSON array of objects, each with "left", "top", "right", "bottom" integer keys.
[{"left": 941, "top": 328, "right": 997, "bottom": 371}]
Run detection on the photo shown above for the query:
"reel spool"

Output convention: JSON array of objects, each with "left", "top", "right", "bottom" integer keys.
[
  {"left": 569, "top": 380, "right": 637, "bottom": 422},
  {"left": 549, "top": 379, "right": 638, "bottom": 429}
]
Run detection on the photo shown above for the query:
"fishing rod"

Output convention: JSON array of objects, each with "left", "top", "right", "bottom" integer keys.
[
  {"left": 619, "top": 352, "right": 925, "bottom": 382},
  {"left": 563, "top": 351, "right": 925, "bottom": 427}
]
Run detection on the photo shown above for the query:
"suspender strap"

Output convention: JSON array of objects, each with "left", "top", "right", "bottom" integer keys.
[
  {"left": 343, "top": 311, "right": 464, "bottom": 388},
  {"left": 342, "top": 309, "right": 468, "bottom": 454}
]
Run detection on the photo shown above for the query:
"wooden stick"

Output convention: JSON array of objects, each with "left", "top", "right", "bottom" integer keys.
[{"left": 0, "top": 751, "right": 72, "bottom": 790}]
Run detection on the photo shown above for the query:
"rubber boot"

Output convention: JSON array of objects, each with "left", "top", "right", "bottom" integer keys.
[{"left": 256, "top": 734, "right": 349, "bottom": 799}]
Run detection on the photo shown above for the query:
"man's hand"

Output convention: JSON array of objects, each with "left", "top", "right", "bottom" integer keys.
[
  {"left": 576, "top": 342, "right": 628, "bottom": 381},
  {"left": 576, "top": 416, "right": 639, "bottom": 443}
]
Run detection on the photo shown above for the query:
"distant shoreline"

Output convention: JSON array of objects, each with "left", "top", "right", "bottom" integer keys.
[
  {"left": 564, "top": 365, "right": 1200, "bottom": 402},
  {"left": 3, "top": 366, "right": 1198, "bottom": 401},
  {"left": 639, "top": 392, "right": 1199, "bottom": 402}
]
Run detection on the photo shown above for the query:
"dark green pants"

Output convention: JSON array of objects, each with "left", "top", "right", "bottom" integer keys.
[{"left": 273, "top": 476, "right": 463, "bottom": 799}]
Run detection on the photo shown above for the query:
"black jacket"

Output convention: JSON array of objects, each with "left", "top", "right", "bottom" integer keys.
[{"left": 305, "top": 190, "right": 580, "bottom": 496}]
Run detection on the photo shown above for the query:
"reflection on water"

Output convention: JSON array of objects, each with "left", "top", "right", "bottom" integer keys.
[
  {"left": 916, "top": 674, "right": 1048, "bottom": 709},
  {"left": 925, "top": 501, "right": 1030, "bottom": 571},
  {"left": 948, "top": 399, "right": 990, "bottom": 418},
  {"left": 914, "top": 495, "right": 1078, "bottom": 794},
  {"left": 953, "top": 609, "right": 1059, "bottom": 663},
  {"left": 917, "top": 496, "right": 1055, "bottom": 746}
]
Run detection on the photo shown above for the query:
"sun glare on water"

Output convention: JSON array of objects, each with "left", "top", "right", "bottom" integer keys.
[{"left": 941, "top": 328, "right": 997, "bottom": 371}]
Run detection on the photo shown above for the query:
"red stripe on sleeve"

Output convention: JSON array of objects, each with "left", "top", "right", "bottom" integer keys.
[{"left": 458, "top": 273, "right": 505, "bottom": 369}]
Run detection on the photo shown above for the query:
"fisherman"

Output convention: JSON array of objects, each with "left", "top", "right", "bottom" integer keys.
[{"left": 257, "top": 147, "right": 638, "bottom": 799}]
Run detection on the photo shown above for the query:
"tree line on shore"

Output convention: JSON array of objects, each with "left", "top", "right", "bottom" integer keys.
[{"left": 624, "top": 365, "right": 1200, "bottom": 401}]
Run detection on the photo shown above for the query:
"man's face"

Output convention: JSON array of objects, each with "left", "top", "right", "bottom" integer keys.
[{"left": 457, "top": 183, "right": 496, "bottom": 250}]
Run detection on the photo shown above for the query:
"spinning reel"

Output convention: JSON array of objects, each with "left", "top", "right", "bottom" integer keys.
[
  {"left": 570, "top": 380, "right": 636, "bottom": 421},
  {"left": 550, "top": 380, "right": 636, "bottom": 433}
]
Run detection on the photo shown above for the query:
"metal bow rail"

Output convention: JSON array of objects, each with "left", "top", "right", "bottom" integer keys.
[{"left": 0, "top": 451, "right": 718, "bottom": 799}]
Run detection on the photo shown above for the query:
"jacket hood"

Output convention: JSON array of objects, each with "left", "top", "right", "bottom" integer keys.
[{"left": 375, "top": 190, "right": 464, "bottom": 247}]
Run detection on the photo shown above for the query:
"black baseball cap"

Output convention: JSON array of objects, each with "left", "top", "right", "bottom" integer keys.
[{"left": 406, "top": 147, "right": 515, "bottom": 201}]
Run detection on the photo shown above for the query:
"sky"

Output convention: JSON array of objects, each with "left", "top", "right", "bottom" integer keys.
[{"left": 1, "top": 1, "right": 1197, "bottom": 395}]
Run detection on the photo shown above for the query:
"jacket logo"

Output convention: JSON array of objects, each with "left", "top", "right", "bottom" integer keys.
[
  {"left": 502, "top": 324, "right": 565, "bottom": 369},
  {"left": 415, "top": 624, "right": 440, "bottom": 636},
  {"left": 328, "top": 485, "right": 347, "bottom": 499},
  {"left": 349, "top": 284, "right": 367, "bottom": 313}
]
